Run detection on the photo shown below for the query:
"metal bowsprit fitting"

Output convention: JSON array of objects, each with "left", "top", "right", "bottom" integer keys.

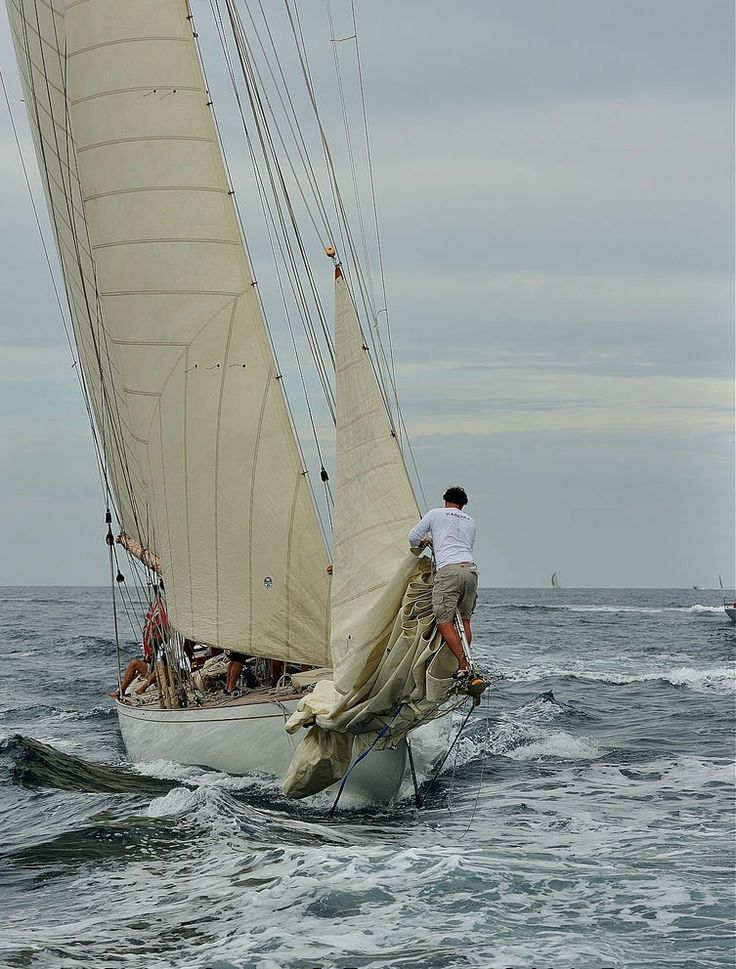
[{"left": 453, "top": 609, "right": 490, "bottom": 705}]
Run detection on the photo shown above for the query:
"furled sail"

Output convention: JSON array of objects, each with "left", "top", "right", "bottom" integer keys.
[
  {"left": 7, "top": 0, "right": 330, "bottom": 664},
  {"left": 281, "top": 269, "right": 455, "bottom": 799}
]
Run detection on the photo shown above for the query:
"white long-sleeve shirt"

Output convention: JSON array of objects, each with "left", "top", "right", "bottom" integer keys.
[{"left": 408, "top": 507, "right": 476, "bottom": 571}]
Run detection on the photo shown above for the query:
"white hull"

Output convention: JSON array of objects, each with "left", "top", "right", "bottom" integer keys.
[{"left": 116, "top": 696, "right": 411, "bottom": 805}]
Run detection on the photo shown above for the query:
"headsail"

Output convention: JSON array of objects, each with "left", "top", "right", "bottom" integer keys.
[
  {"left": 7, "top": 0, "right": 330, "bottom": 664},
  {"left": 330, "top": 267, "right": 420, "bottom": 690},
  {"left": 281, "top": 269, "right": 456, "bottom": 799}
]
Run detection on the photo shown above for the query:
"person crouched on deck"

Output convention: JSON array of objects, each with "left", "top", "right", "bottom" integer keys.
[{"left": 408, "top": 485, "right": 478, "bottom": 678}]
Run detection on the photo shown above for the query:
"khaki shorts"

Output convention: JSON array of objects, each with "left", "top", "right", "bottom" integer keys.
[{"left": 432, "top": 563, "right": 479, "bottom": 623}]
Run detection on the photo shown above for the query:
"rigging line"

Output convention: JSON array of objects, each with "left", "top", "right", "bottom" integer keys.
[
  {"left": 238, "top": 0, "right": 334, "bottom": 245},
  {"left": 22, "top": 19, "right": 134, "bottom": 532},
  {"left": 36, "top": 8, "right": 150, "bottom": 544},
  {"left": 214, "top": 0, "right": 327, "bottom": 248},
  {"left": 54, "top": 34, "right": 152, "bottom": 548},
  {"left": 6, "top": 12, "right": 112, "bottom": 502},
  {"left": 216, "top": 26, "right": 337, "bottom": 445},
  {"left": 55, "top": 26, "right": 152, "bottom": 545},
  {"left": 288, "top": 0, "right": 380, "bottom": 347},
  {"left": 210, "top": 0, "right": 335, "bottom": 417},
  {"left": 190, "top": 3, "right": 331, "bottom": 531},
  {"left": 328, "top": 703, "right": 406, "bottom": 817},
  {"left": 251, "top": 0, "right": 337, "bottom": 240},
  {"left": 261, "top": 179, "right": 334, "bottom": 501},
  {"left": 106, "top": 515, "right": 123, "bottom": 694},
  {"left": 339, "top": 267, "right": 401, "bottom": 442},
  {"left": 325, "top": 9, "right": 405, "bottom": 461},
  {"left": 418, "top": 701, "right": 476, "bottom": 807},
  {"left": 459, "top": 697, "right": 491, "bottom": 839},
  {"left": 279, "top": 2, "right": 388, "bottom": 402},
  {"left": 225, "top": 0, "right": 336, "bottom": 366},
  {"left": 325, "top": 0, "right": 376, "bottom": 313},
  {"left": 112, "top": 544, "right": 145, "bottom": 641},
  {"left": 292, "top": 0, "right": 418, "bottom": 497},
  {"left": 0, "top": 62, "right": 108, "bottom": 504},
  {"left": 349, "top": 0, "right": 398, "bottom": 405},
  {"left": 200, "top": 0, "right": 333, "bottom": 401},
  {"left": 339, "top": 258, "right": 427, "bottom": 515},
  {"left": 282, "top": 0, "right": 409, "bottom": 467},
  {"left": 280, "top": 0, "right": 357, "bottom": 296}
]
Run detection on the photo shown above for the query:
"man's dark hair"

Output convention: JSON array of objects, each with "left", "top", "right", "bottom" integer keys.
[{"left": 443, "top": 486, "right": 468, "bottom": 508}]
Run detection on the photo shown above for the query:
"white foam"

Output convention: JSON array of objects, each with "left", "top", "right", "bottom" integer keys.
[
  {"left": 510, "top": 664, "right": 735, "bottom": 693},
  {"left": 146, "top": 785, "right": 203, "bottom": 818},
  {"left": 505, "top": 730, "right": 602, "bottom": 762}
]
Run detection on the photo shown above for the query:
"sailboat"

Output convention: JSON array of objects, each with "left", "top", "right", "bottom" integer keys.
[
  {"left": 551, "top": 571, "right": 560, "bottom": 588},
  {"left": 6, "top": 0, "right": 477, "bottom": 803}
]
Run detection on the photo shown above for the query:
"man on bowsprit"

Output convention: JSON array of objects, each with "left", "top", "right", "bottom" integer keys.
[{"left": 408, "top": 486, "right": 478, "bottom": 677}]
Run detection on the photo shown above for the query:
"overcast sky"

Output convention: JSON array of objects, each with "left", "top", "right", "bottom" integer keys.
[{"left": 0, "top": 0, "right": 733, "bottom": 588}]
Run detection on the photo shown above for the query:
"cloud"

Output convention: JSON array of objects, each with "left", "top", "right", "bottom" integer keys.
[{"left": 0, "top": 0, "right": 732, "bottom": 587}]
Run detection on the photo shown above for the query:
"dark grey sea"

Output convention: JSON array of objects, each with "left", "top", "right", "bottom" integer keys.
[{"left": 1, "top": 586, "right": 734, "bottom": 969}]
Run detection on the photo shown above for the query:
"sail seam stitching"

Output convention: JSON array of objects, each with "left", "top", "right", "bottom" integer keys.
[
  {"left": 333, "top": 513, "right": 417, "bottom": 546},
  {"left": 68, "top": 37, "right": 190, "bottom": 59},
  {"left": 213, "top": 298, "right": 239, "bottom": 645},
  {"left": 249, "top": 371, "right": 274, "bottom": 644},
  {"left": 91, "top": 238, "right": 240, "bottom": 250},
  {"left": 71, "top": 86, "right": 201, "bottom": 106},
  {"left": 77, "top": 135, "right": 216, "bottom": 153},
  {"left": 102, "top": 289, "right": 245, "bottom": 297},
  {"left": 84, "top": 186, "right": 228, "bottom": 201},
  {"left": 184, "top": 346, "right": 193, "bottom": 627}
]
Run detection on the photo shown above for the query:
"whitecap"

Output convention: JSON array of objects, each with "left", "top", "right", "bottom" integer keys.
[{"left": 501, "top": 729, "right": 601, "bottom": 762}]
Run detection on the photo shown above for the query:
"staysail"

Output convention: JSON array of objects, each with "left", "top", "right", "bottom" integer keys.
[
  {"left": 329, "top": 266, "right": 421, "bottom": 690},
  {"left": 281, "top": 269, "right": 455, "bottom": 798},
  {"left": 7, "top": 0, "right": 330, "bottom": 664}
]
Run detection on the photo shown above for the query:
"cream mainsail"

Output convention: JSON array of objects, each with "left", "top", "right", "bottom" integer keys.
[{"left": 7, "top": 0, "right": 330, "bottom": 664}]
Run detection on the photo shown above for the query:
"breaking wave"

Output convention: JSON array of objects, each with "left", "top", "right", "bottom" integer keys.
[
  {"left": 511, "top": 665, "right": 735, "bottom": 693},
  {"left": 2, "top": 735, "right": 177, "bottom": 795},
  {"left": 497, "top": 602, "right": 730, "bottom": 616}
]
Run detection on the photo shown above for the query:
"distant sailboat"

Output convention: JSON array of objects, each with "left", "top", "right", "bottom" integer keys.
[
  {"left": 551, "top": 572, "right": 560, "bottom": 588},
  {"left": 719, "top": 575, "right": 725, "bottom": 590}
]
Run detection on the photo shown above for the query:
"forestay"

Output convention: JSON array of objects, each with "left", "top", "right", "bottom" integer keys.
[{"left": 7, "top": 0, "right": 330, "bottom": 664}]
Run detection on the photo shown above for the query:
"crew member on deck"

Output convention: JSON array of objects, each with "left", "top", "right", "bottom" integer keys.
[
  {"left": 408, "top": 486, "right": 478, "bottom": 676},
  {"left": 108, "top": 583, "right": 169, "bottom": 698}
]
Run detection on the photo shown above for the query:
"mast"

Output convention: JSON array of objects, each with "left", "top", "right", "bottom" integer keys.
[{"left": 7, "top": 0, "right": 330, "bottom": 664}]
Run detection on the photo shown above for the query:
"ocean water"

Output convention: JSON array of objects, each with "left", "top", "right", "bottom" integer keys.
[{"left": 0, "top": 586, "right": 734, "bottom": 969}]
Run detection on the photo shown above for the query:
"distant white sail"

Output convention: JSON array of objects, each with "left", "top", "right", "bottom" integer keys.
[
  {"left": 551, "top": 571, "right": 560, "bottom": 588},
  {"left": 8, "top": 0, "right": 330, "bottom": 664}
]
